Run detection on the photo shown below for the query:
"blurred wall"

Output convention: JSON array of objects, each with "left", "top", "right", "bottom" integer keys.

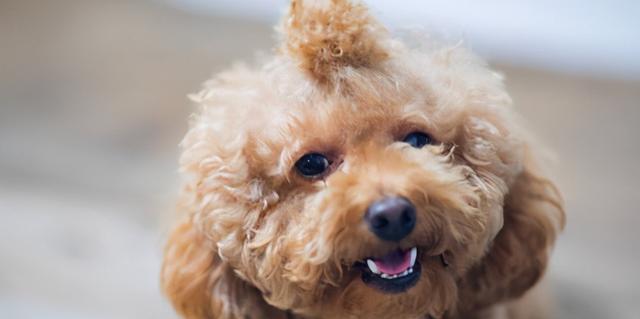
[{"left": 163, "top": 0, "right": 640, "bottom": 79}]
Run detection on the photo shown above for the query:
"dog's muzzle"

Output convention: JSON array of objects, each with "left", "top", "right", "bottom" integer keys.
[{"left": 357, "top": 197, "right": 421, "bottom": 293}]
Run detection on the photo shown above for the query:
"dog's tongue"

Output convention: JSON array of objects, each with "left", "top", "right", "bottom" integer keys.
[{"left": 372, "top": 249, "right": 411, "bottom": 275}]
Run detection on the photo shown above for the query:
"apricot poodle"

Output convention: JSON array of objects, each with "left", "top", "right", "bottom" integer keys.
[{"left": 161, "top": 1, "right": 565, "bottom": 318}]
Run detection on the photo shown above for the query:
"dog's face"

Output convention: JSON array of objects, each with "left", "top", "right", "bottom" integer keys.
[
  {"left": 183, "top": 52, "right": 517, "bottom": 319},
  {"left": 165, "top": 1, "right": 563, "bottom": 318}
]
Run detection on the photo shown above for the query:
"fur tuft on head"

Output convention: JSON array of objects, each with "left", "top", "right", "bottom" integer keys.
[{"left": 282, "top": 0, "right": 390, "bottom": 83}]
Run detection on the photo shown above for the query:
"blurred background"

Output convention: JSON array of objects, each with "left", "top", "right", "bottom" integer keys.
[{"left": 1, "top": 0, "right": 638, "bottom": 318}]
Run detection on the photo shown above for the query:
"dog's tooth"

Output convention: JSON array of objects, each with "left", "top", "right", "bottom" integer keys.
[
  {"left": 366, "top": 259, "right": 380, "bottom": 274},
  {"left": 408, "top": 267, "right": 413, "bottom": 274},
  {"left": 410, "top": 247, "right": 417, "bottom": 267}
]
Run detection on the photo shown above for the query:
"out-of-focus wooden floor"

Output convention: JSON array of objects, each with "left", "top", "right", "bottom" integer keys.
[{"left": 1, "top": 0, "right": 638, "bottom": 318}]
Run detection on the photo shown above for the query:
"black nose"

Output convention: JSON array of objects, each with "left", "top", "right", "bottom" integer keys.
[{"left": 364, "top": 197, "right": 416, "bottom": 242}]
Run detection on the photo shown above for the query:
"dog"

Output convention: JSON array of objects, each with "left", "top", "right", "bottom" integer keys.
[{"left": 161, "top": 1, "right": 565, "bottom": 318}]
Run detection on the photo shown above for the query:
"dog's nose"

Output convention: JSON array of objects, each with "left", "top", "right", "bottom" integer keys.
[{"left": 364, "top": 196, "right": 416, "bottom": 242}]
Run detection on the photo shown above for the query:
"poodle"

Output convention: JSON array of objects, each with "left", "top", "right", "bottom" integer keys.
[{"left": 161, "top": 1, "right": 565, "bottom": 318}]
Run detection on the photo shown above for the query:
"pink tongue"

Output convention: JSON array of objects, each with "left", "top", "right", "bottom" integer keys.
[{"left": 373, "top": 249, "right": 411, "bottom": 275}]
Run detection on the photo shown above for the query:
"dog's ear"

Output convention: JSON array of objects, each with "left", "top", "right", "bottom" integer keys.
[
  {"left": 161, "top": 218, "right": 286, "bottom": 319},
  {"left": 161, "top": 219, "right": 217, "bottom": 318},
  {"left": 281, "top": 0, "right": 390, "bottom": 83},
  {"left": 458, "top": 147, "right": 565, "bottom": 311}
]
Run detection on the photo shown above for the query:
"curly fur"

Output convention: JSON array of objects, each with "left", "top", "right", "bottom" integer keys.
[
  {"left": 161, "top": 1, "right": 565, "bottom": 318},
  {"left": 282, "top": 0, "right": 389, "bottom": 84}
]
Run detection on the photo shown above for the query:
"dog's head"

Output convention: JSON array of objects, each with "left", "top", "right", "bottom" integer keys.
[{"left": 162, "top": 1, "right": 565, "bottom": 318}]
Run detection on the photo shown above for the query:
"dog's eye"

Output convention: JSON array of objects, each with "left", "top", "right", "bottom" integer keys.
[
  {"left": 402, "top": 132, "right": 433, "bottom": 148},
  {"left": 295, "top": 153, "right": 331, "bottom": 178}
]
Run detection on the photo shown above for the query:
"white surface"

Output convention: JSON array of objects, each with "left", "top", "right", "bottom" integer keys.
[
  {"left": 163, "top": 0, "right": 640, "bottom": 80},
  {"left": 0, "top": 186, "right": 174, "bottom": 319}
]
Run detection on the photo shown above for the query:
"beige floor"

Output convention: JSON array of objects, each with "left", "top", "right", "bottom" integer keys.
[{"left": 1, "top": 0, "right": 638, "bottom": 318}]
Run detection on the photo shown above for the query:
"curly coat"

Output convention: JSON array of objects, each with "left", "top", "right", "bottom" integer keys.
[{"left": 161, "top": 1, "right": 565, "bottom": 318}]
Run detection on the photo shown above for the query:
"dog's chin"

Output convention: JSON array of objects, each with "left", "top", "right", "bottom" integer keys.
[{"left": 355, "top": 247, "right": 421, "bottom": 294}]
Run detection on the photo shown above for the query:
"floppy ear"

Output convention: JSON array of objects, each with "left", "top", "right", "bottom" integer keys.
[
  {"left": 161, "top": 218, "right": 286, "bottom": 319},
  {"left": 161, "top": 219, "right": 216, "bottom": 318},
  {"left": 458, "top": 146, "right": 565, "bottom": 312}
]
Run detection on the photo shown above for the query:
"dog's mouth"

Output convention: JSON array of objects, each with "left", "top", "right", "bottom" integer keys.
[{"left": 357, "top": 247, "right": 421, "bottom": 293}]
